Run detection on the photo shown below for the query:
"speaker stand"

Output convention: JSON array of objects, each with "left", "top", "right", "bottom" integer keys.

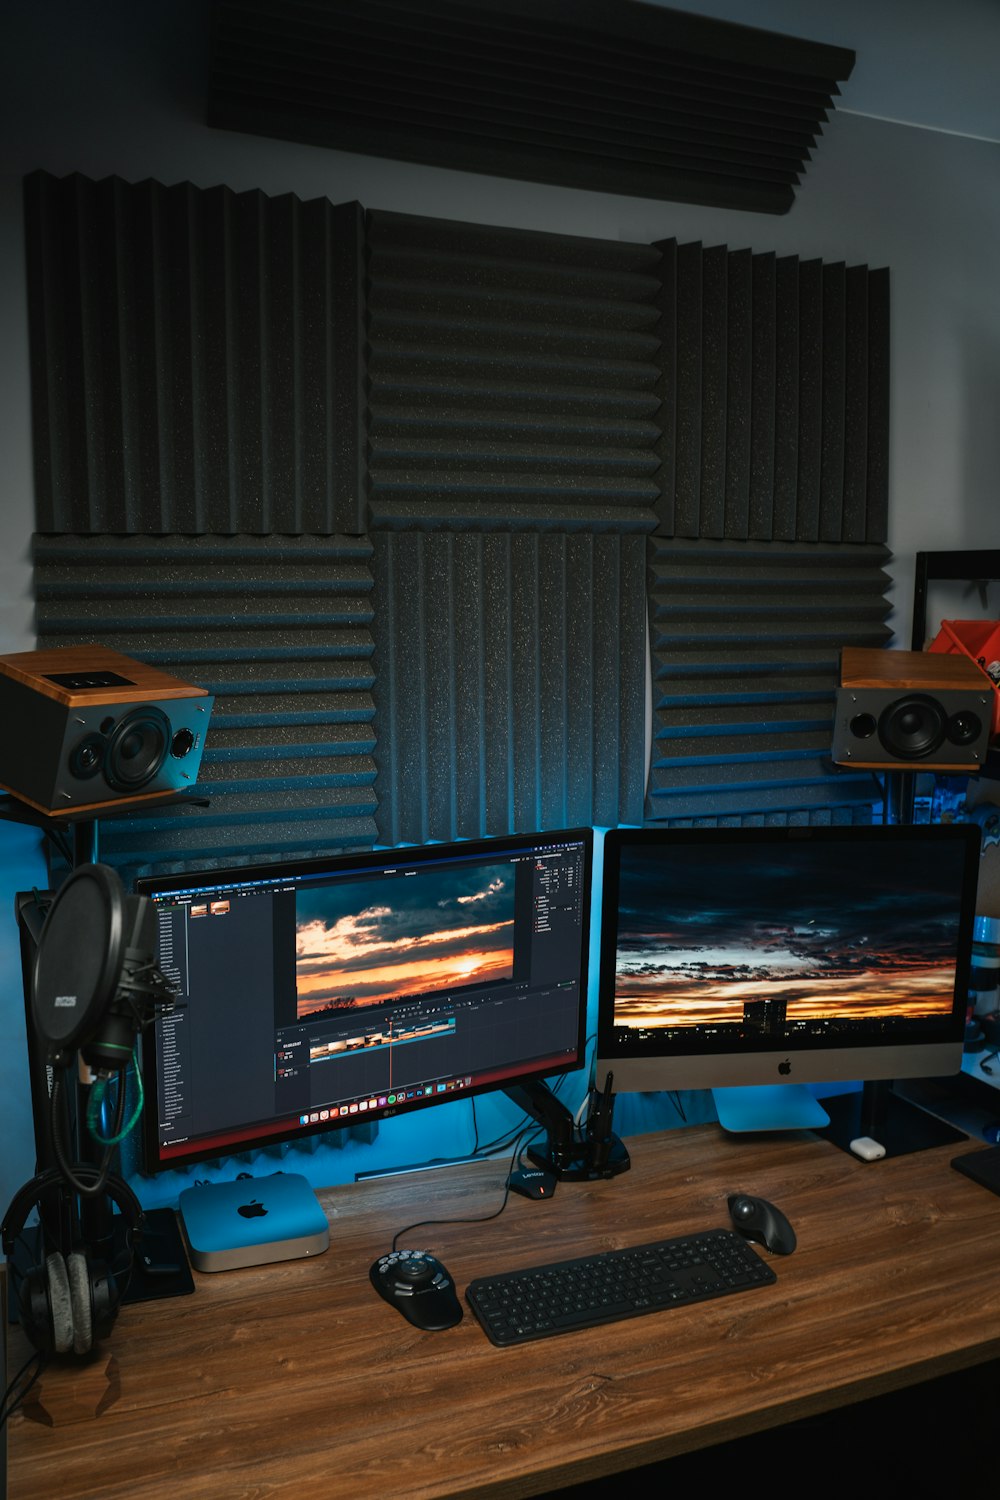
[
  {"left": 884, "top": 769, "right": 917, "bottom": 826},
  {"left": 1, "top": 789, "right": 211, "bottom": 892}
]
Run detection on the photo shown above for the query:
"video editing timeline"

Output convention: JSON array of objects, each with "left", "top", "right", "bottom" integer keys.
[{"left": 142, "top": 834, "right": 589, "bottom": 1167}]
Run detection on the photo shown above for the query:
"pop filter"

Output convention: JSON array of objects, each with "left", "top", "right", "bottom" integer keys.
[
  {"left": 32, "top": 863, "right": 169, "bottom": 1074},
  {"left": 32, "top": 863, "right": 127, "bottom": 1066}
]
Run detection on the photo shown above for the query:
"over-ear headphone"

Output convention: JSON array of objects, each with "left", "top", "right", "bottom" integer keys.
[{"left": 1, "top": 1166, "right": 143, "bottom": 1357}]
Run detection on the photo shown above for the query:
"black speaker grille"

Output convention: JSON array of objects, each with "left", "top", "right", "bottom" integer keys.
[{"left": 878, "top": 695, "right": 946, "bottom": 760}]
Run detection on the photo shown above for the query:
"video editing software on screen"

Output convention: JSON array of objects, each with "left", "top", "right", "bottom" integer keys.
[{"left": 142, "top": 834, "right": 589, "bottom": 1167}]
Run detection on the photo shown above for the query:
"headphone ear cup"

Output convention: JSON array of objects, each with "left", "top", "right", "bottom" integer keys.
[
  {"left": 19, "top": 1266, "right": 55, "bottom": 1356},
  {"left": 44, "top": 1252, "right": 75, "bottom": 1356},
  {"left": 66, "top": 1250, "right": 94, "bottom": 1356},
  {"left": 88, "top": 1260, "right": 120, "bottom": 1345}
]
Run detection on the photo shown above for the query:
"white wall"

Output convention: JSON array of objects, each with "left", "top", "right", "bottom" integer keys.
[{"left": 2, "top": 1, "right": 1000, "bottom": 1213}]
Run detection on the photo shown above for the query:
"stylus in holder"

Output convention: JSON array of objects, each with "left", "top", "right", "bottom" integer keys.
[
  {"left": 585, "top": 1071, "right": 620, "bottom": 1173},
  {"left": 506, "top": 1077, "right": 630, "bottom": 1182}
]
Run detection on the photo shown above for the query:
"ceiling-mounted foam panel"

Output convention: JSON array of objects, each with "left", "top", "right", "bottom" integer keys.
[{"left": 208, "top": 0, "right": 855, "bottom": 215}]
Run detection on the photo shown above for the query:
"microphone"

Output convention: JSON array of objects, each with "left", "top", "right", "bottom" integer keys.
[
  {"left": 81, "top": 894, "right": 171, "bottom": 1075},
  {"left": 32, "top": 864, "right": 174, "bottom": 1074}
]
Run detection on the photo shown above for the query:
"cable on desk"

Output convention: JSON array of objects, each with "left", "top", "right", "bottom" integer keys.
[{"left": 389, "top": 1128, "right": 534, "bottom": 1252}]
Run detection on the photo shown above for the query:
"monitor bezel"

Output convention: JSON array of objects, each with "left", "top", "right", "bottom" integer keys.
[
  {"left": 596, "top": 822, "right": 981, "bottom": 1096},
  {"left": 136, "top": 827, "right": 593, "bottom": 1174}
]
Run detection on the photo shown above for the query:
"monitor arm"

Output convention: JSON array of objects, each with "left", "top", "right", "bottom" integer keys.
[{"left": 504, "top": 1077, "right": 629, "bottom": 1181}]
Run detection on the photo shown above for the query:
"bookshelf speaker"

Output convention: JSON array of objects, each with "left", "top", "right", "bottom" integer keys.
[
  {"left": 0, "top": 645, "right": 213, "bottom": 814},
  {"left": 832, "top": 647, "right": 992, "bottom": 770}
]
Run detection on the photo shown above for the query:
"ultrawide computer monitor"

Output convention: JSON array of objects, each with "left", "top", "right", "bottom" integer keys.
[
  {"left": 137, "top": 827, "right": 592, "bottom": 1173},
  {"left": 596, "top": 823, "right": 981, "bottom": 1138}
]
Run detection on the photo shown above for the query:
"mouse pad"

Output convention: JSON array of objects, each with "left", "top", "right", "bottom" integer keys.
[{"left": 951, "top": 1145, "right": 1000, "bottom": 1197}]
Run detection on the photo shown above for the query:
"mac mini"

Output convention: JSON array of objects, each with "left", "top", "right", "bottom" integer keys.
[{"left": 178, "top": 1172, "right": 330, "bottom": 1272}]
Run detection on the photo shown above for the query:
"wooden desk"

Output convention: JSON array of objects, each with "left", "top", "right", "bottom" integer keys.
[{"left": 7, "top": 1125, "right": 1000, "bottom": 1499}]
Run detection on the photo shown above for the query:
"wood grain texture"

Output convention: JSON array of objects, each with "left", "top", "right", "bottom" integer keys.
[
  {"left": 0, "top": 646, "right": 209, "bottom": 706},
  {"left": 8, "top": 1126, "right": 1000, "bottom": 1500},
  {"left": 839, "top": 646, "right": 988, "bottom": 692}
]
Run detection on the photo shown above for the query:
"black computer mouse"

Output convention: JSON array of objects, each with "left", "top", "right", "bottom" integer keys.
[
  {"left": 369, "top": 1249, "right": 464, "bottom": 1331},
  {"left": 727, "top": 1193, "right": 797, "bottom": 1256}
]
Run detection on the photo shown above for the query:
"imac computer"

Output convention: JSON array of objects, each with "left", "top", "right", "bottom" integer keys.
[
  {"left": 136, "top": 828, "right": 592, "bottom": 1186},
  {"left": 596, "top": 823, "right": 981, "bottom": 1154}
]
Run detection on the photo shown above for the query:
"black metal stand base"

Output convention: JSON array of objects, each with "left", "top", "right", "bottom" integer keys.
[{"left": 526, "top": 1133, "right": 631, "bottom": 1181}]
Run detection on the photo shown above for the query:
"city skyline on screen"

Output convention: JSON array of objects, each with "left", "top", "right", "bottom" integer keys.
[{"left": 613, "top": 843, "right": 962, "bottom": 1031}]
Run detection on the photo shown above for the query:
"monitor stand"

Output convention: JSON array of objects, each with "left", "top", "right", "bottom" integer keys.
[
  {"left": 713, "top": 1085, "right": 831, "bottom": 1134},
  {"left": 817, "top": 1080, "right": 968, "bottom": 1159}
]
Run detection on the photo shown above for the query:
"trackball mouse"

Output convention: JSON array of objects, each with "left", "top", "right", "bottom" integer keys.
[
  {"left": 727, "top": 1193, "right": 797, "bottom": 1256},
  {"left": 369, "top": 1249, "right": 463, "bottom": 1331}
]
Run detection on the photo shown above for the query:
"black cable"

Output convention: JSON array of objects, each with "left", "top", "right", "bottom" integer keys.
[
  {"left": 668, "top": 1090, "right": 688, "bottom": 1123},
  {"left": 471, "top": 1094, "right": 481, "bottom": 1157},
  {"left": 50, "top": 1071, "right": 118, "bottom": 1198},
  {"left": 466, "top": 1037, "right": 596, "bottom": 1163},
  {"left": 389, "top": 1127, "right": 533, "bottom": 1252}
]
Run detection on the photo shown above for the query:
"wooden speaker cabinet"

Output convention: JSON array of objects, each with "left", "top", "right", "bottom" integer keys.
[
  {"left": 0, "top": 646, "right": 213, "bottom": 815},
  {"left": 833, "top": 647, "right": 992, "bottom": 771}
]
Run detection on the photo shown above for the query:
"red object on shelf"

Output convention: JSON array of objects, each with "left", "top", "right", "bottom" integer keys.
[{"left": 928, "top": 620, "right": 1000, "bottom": 737}]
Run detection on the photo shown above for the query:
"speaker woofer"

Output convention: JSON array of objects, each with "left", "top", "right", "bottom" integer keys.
[
  {"left": 877, "top": 694, "right": 946, "bottom": 760},
  {"left": 104, "top": 706, "right": 170, "bottom": 792}
]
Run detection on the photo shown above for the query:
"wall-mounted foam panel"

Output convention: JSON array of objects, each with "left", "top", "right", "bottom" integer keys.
[
  {"left": 25, "top": 172, "right": 366, "bottom": 535},
  {"left": 372, "top": 530, "right": 648, "bottom": 846},
  {"left": 646, "top": 537, "right": 892, "bottom": 823},
  {"left": 24, "top": 172, "right": 892, "bottom": 845},
  {"left": 652, "top": 241, "right": 889, "bottom": 544},
  {"left": 365, "top": 209, "right": 664, "bottom": 532},
  {"left": 208, "top": 0, "right": 855, "bottom": 215}
]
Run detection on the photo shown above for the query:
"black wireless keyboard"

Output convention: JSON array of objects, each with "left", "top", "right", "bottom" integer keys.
[{"left": 466, "top": 1228, "right": 777, "bottom": 1347}]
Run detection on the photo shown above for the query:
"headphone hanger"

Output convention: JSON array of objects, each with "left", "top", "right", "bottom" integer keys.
[
  {"left": 1, "top": 1165, "right": 144, "bottom": 1359},
  {"left": 3, "top": 860, "right": 168, "bottom": 1356}
]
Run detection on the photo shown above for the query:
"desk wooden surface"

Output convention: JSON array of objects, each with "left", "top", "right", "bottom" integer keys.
[{"left": 7, "top": 1125, "right": 1000, "bottom": 1500}]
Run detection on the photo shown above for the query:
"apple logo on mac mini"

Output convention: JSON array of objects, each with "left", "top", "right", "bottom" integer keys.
[{"left": 178, "top": 1173, "right": 329, "bottom": 1271}]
